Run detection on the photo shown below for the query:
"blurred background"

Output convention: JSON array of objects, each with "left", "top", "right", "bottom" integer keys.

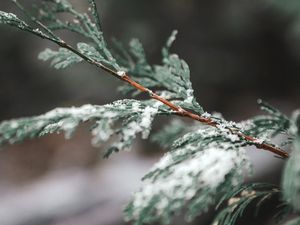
[{"left": 0, "top": 0, "right": 299, "bottom": 225}]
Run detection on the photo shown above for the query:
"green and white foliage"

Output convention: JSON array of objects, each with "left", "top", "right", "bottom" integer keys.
[
  {"left": 38, "top": 47, "right": 82, "bottom": 69},
  {"left": 0, "top": 10, "right": 28, "bottom": 29},
  {"left": 125, "top": 124, "right": 251, "bottom": 225},
  {"left": 281, "top": 109, "right": 300, "bottom": 216},
  {"left": 212, "top": 183, "right": 281, "bottom": 225},
  {"left": 283, "top": 217, "right": 300, "bottom": 225},
  {"left": 289, "top": 110, "right": 300, "bottom": 136},
  {"left": 282, "top": 137, "right": 300, "bottom": 212},
  {"left": 0, "top": 100, "right": 168, "bottom": 157},
  {"left": 0, "top": 10, "right": 51, "bottom": 40},
  {"left": 125, "top": 147, "right": 248, "bottom": 225},
  {"left": 5, "top": 0, "right": 202, "bottom": 115},
  {"left": 125, "top": 101, "right": 300, "bottom": 224},
  {"left": 1, "top": 1, "right": 300, "bottom": 225},
  {"left": 113, "top": 31, "right": 203, "bottom": 114},
  {"left": 38, "top": 42, "right": 112, "bottom": 69},
  {"left": 239, "top": 99, "right": 291, "bottom": 144},
  {"left": 237, "top": 99, "right": 299, "bottom": 148},
  {"left": 150, "top": 119, "right": 190, "bottom": 149}
]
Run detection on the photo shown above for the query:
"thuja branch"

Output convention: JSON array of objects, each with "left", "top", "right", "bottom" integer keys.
[
  {"left": 58, "top": 39, "right": 289, "bottom": 158},
  {"left": 0, "top": 1, "right": 289, "bottom": 159},
  {"left": 121, "top": 74, "right": 289, "bottom": 158}
]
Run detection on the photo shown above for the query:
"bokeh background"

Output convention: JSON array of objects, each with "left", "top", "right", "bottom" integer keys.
[{"left": 0, "top": 1, "right": 299, "bottom": 225}]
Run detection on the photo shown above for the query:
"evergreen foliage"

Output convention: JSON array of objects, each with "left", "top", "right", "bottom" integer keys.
[
  {"left": 0, "top": 1, "right": 300, "bottom": 225},
  {"left": 0, "top": 100, "right": 170, "bottom": 157},
  {"left": 284, "top": 218, "right": 300, "bottom": 225},
  {"left": 282, "top": 138, "right": 300, "bottom": 212},
  {"left": 212, "top": 183, "right": 281, "bottom": 225}
]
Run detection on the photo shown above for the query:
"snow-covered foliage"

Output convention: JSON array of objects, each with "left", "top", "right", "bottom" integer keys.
[
  {"left": 38, "top": 47, "right": 82, "bottom": 69},
  {"left": 0, "top": 100, "right": 167, "bottom": 157},
  {"left": 239, "top": 99, "right": 291, "bottom": 143},
  {"left": 212, "top": 183, "right": 281, "bottom": 225},
  {"left": 282, "top": 137, "right": 300, "bottom": 212},
  {"left": 125, "top": 147, "right": 248, "bottom": 225},
  {"left": 0, "top": 1, "right": 300, "bottom": 225},
  {"left": 0, "top": 10, "right": 50, "bottom": 39}
]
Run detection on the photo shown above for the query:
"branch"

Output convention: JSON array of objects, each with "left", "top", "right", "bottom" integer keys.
[
  {"left": 59, "top": 40, "right": 289, "bottom": 158},
  {"left": 3, "top": 1, "right": 289, "bottom": 159}
]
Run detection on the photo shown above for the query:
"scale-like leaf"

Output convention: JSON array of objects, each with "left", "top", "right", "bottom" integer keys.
[
  {"left": 212, "top": 183, "right": 281, "bottom": 225},
  {"left": 151, "top": 119, "right": 190, "bottom": 149},
  {"left": 38, "top": 47, "right": 81, "bottom": 69},
  {"left": 0, "top": 100, "right": 168, "bottom": 157},
  {"left": 239, "top": 100, "right": 291, "bottom": 144},
  {"left": 115, "top": 32, "right": 203, "bottom": 114},
  {"left": 0, "top": 10, "right": 50, "bottom": 39},
  {"left": 125, "top": 145, "right": 249, "bottom": 225}
]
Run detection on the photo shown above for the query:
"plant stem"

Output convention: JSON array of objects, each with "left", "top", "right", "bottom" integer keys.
[
  {"left": 56, "top": 40, "right": 289, "bottom": 158},
  {"left": 9, "top": 0, "right": 289, "bottom": 158}
]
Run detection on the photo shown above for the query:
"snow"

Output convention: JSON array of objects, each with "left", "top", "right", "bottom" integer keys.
[
  {"left": 129, "top": 146, "right": 247, "bottom": 218},
  {"left": 166, "top": 30, "right": 178, "bottom": 47},
  {"left": 184, "top": 89, "right": 194, "bottom": 104},
  {"left": 199, "top": 148, "right": 239, "bottom": 187},
  {"left": 102, "top": 111, "right": 118, "bottom": 118},
  {"left": 202, "top": 112, "right": 211, "bottom": 118},
  {"left": 32, "top": 28, "right": 47, "bottom": 37},
  {"left": 117, "top": 70, "right": 126, "bottom": 77},
  {"left": 42, "top": 104, "right": 103, "bottom": 120},
  {"left": 0, "top": 12, "right": 18, "bottom": 20},
  {"left": 73, "top": 19, "right": 79, "bottom": 24},
  {"left": 91, "top": 120, "right": 113, "bottom": 144},
  {"left": 122, "top": 101, "right": 161, "bottom": 141},
  {"left": 131, "top": 102, "right": 141, "bottom": 111},
  {"left": 140, "top": 107, "right": 157, "bottom": 128},
  {"left": 10, "top": 121, "right": 18, "bottom": 129},
  {"left": 156, "top": 154, "right": 173, "bottom": 168},
  {"left": 290, "top": 109, "right": 300, "bottom": 135},
  {"left": 216, "top": 122, "right": 241, "bottom": 142}
]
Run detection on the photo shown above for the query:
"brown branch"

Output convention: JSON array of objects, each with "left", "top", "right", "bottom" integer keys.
[
  {"left": 65, "top": 43, "right": 289, "bottom": 158},
  {"left": 9, "top": 0, "right": 289, "bottom": 158},
  {"left": 51, "top": 39, "right": 290, "bottom": 159},
  {"left": 123, "top": 73, "right": 289, "bottom": 158}
]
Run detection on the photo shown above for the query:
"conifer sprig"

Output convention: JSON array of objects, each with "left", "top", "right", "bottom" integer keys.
[
  {"left": 0, "top": 1, "right": 299, "bottom": 225},
  {"left": 0, "top": 0, "right": 289, "bottom": 158}
]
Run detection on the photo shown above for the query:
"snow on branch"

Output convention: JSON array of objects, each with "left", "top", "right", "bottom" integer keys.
[
  {"left": 0, "top": 100, "right": 166, "bottom": 157},
  {"left": 125, "top": 146, "right": 249, "bottom": 225}
]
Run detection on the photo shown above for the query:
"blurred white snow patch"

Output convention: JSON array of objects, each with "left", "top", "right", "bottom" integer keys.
[{"left": 0, "top": 150, "right": 156, "bottom": 225}]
